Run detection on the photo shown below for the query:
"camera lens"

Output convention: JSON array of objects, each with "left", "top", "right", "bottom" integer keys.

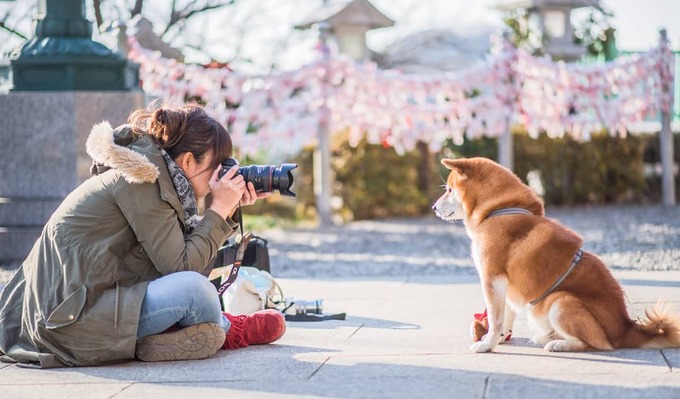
[
  {"left": 272, "top": 164, "right": 298, "bottom": 197},
  {"left": 295, "top": 299, "right": 323, "bottom": 315},
  {"left": 240, "top": 165, "right": 273, "bottom": 194},
  {"left": 284, "top": 298, "right": 323, "bottom": 315},
  {"left": 219, "top": 158, "right": 298, "bottom": 197}
]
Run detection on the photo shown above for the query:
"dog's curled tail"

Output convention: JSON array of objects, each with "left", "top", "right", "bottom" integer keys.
[{"left": 622, "top": 302, "right": 680, "bottom": 349}]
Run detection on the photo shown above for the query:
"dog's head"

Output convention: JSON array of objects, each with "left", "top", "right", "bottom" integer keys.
[
  {"left": 433, "top": 157, "right": 544, "bottom": 225},
  {"left": 432, "top": 164, "right": 465, "bottom": 222}
]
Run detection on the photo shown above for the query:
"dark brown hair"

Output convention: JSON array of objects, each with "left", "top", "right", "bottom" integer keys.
[{"left": 128, "top": 102, "right": 232, "bottom": 170}]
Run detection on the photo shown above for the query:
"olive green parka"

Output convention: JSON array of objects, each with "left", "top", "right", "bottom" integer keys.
[{"left": 0, "top": 122, "right": 236, "bottom": 367}]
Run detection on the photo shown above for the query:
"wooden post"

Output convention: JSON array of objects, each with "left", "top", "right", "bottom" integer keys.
[
  {"left": 497, "top": 31, "right": 516, "bottom": 171},
  {"left": 659, "top": 29, "right": 676, "bottom": 206},
  {"left": 314, "top": 22, "right": 333, "bottom": 226},
  {"left": 416, "top": 140, "right": 433, "bottom": 199},
  {"left": 498, "top": 130, "right": 514, "bottom": 171}
]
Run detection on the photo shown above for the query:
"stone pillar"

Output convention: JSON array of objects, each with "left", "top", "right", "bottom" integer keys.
[
  {"left": 0, "top": 91, "right": 145, "bottom": 263},
  {"left": 0, "top": 0, "right": 145, "bottom": 263}
]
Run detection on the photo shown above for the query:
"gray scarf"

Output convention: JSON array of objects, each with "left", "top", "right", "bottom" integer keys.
[{"left": 161, "top": 150, "right": 202, "bottom": 234}]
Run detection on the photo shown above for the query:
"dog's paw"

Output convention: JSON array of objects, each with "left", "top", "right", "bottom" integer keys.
[
  {"left": 544, "top": 340, "right": 563, "bottom": 352},
  {"left": 544, "top": 339, "right": 588, "bottom": 352},
  {"left": 531, "top": 331, "right": 558, "bottom": 346},
  {"left": 469, "top": 340, "right": 496, "bottom": 353}
]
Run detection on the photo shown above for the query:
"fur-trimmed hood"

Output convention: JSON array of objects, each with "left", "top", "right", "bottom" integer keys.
[{"left": 86, "top": 121, "right": 160, "bottom": 184}]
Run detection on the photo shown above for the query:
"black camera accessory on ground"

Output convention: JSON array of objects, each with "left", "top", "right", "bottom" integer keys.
[
  {"left": 283, "top": 297, "right": 323, "bottom": 315},
  {"left": 219, "top": 157, "right": 298, "bottom": 197},
  {"left": 284, "top": 311, "right": 347, "bottom": 322},
  {"left": 280, "top": 297, "right": 346, "bottom": 322}
]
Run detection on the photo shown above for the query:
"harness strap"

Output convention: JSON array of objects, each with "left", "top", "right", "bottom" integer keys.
[
  {"left": 485, "top": 207, "right": 533, "bottom": 219},
  {"left": 529, "top": 249, "right": 584, "bottom": 306}
]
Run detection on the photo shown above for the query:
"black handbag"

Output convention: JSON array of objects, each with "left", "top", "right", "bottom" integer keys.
[{"left": 212, "top": 234, "right": 271, "bottom": 273}]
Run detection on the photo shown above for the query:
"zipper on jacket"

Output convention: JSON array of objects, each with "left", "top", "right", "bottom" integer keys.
[{"left": 114, "top": 282, "right": 120, "bottom": 329}]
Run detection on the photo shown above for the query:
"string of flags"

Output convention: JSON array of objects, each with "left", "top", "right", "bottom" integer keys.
[{"left": 127, "top": 34, "right": 674, "bottom": 157}]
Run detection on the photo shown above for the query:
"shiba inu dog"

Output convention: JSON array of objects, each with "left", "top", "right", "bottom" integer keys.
[{"left": 433, "top": 157, "right": 680, "bottom": 353}]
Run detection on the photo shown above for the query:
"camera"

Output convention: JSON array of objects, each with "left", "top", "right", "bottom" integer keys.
[{"left": 219, "top": 157, "right": 298, "bottom": 197}]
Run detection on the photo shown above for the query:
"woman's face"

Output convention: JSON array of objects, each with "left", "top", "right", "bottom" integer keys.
[{"left": 176, "top": 151, "right": 215, "bottom": 198}]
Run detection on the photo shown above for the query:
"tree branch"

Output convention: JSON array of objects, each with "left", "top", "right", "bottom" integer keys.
[
  {"left": 0, "top": 21, "right": 28, "bottom": 40},
  {"left": 92, "top": 0, "right": 104, "bottom": 31},
  {"left": 130, "top": 0, "right": 144, "bottom": 18},
  {"left": 161, "top": 1, "right": 235, "bottom": 38}
]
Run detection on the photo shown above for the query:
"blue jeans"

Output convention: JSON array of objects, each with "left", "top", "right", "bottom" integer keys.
[{"left": 137, "top": 271, "right": 231, "bottom": 338}]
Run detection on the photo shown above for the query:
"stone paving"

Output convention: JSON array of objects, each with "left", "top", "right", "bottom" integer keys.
[{"left": 0, "top": 204, "right": 679, "bottom": 398}]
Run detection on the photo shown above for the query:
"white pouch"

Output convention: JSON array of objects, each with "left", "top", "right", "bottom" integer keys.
[{"left": 211, "top": 266, "right": 283, "bottom": 315}]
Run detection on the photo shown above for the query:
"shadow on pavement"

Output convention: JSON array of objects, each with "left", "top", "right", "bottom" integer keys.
[
  {"left": 53, "top": 347, "right": 680, "bottom": 399},
  {"left": 285, "top": 315, "right": 420, "bottom": 330}
]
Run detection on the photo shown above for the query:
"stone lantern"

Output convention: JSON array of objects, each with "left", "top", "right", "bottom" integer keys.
[
  {"left": 295, "top": 0, "right": 394, "bottom": 61},
  {"left": 5, "top": 0, "right": 140, "bottom": 91},
  {"left": 497, "top": 0, "right": 600, "bottom": 61}
]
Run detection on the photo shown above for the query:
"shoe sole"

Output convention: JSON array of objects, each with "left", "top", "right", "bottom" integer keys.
[{"left": 136, "top": 323, "right": 226, "bottom": 362}]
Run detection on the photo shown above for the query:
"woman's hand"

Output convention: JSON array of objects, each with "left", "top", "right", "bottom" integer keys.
[
  {"left": 208, "top": 165, "right": 245, "bottom": 219},
  {"left": 240, "top": 182, "right": 271, "bottom": 206}
]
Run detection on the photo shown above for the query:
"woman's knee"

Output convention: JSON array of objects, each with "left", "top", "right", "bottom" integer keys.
[
  {"left": 174, "top": 271, "right": 216, "bottom": 295},
  {"left": 174, "top": 271, "right": 218, "bottom": 299}
]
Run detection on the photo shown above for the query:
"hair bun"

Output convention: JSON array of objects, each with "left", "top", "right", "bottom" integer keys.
[
  {"left": 127, "top": 102, "right": 232, "bottom": 170},
  {"left": 155, "top": 109, "right": 168, "bottom": 125},
  {"left": 150, "top": 108, "right": 185, "bottom": 149}
]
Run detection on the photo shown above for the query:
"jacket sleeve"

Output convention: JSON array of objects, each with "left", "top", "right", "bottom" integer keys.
[{"left": 114, "top": 178, "right": 237, "bottom": 276}]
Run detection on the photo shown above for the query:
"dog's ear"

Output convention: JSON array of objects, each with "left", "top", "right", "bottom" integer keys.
[
  {"left": 441, "top": 159, "right": 469, "bottom": 180},
  {"left": 441, "top": 158, "right": 459, "bottom": 170}
]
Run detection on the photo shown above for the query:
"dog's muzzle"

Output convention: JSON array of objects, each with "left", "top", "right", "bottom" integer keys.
[{"left": 433, "top": 195, "right": 462, "bottom": 221}]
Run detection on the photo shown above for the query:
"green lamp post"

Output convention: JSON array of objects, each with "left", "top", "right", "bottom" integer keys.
[{"left": 7, "top": 0, "right": 139, "bottom": 91}]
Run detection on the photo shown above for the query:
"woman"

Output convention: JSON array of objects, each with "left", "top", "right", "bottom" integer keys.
[{"left": 0, "top": 103, "right": 286, "bottom": 368}]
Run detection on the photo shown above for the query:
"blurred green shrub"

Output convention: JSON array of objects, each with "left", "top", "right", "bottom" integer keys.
[
  {"left": 331, "top": 138, "right": 433, "bottom": 220},
  {"left": 248, "top": 130, "right": 678, "bottom": 222},
  {"left": 512, "top": 132, "right": 646, "bottom": 204}
]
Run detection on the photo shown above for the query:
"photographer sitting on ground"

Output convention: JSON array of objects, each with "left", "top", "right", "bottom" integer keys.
[{"left": 0, "top": 103, "right": 286, "bottom": 368}]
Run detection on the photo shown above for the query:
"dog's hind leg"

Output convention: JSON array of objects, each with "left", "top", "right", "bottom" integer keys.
[
  {"left": 527, "top": 312, "right": 558, "bottom": 346},
  {"left": 544, "top": 294, "right": 613, "bottom": 352}
]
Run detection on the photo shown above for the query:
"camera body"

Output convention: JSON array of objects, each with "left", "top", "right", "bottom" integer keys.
[{"left": 219, "top": 157, "right": 298, "bottom": 197}]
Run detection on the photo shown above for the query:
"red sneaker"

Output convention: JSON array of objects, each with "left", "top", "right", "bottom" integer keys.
[{"left": 222, "top": 309, "right": 286, "bottom": 349}]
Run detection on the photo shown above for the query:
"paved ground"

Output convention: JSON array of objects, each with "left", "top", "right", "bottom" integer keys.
[{"left": 0, "top": 204, "right": 679, "bottom": 398}]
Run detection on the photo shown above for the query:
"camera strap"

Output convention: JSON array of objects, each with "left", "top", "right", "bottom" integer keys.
[{"left": 216, "top": 203, "right": 252, "bottom": 298}]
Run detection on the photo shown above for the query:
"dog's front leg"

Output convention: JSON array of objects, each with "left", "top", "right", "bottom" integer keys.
[
  {"left": 500, "top": 305, "right": 515, "bottom": 344},
  {"left": 470, "top": 276, "right": 508, "bottom": 353}
]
